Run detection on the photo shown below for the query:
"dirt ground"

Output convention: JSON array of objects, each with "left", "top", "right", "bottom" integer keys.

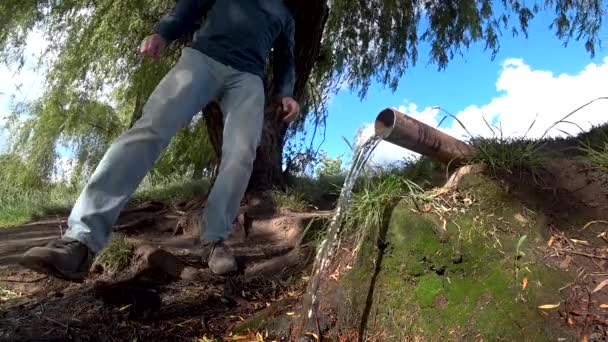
[
  {"left": 0, "top": 195, "right": 333, "bottom": 341},
  {"left": 1, "top": 157, "right": 608, "bottom": 341},
  {"left": 465, "top": 159, "right": 608, "bottom": 341}
]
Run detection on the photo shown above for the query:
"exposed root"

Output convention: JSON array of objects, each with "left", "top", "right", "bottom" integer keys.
[{"left": 432, "top": 163, "right": 486, "bottom": 196}]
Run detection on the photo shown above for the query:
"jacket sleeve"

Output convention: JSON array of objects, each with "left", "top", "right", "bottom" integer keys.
[
  {"left": 272, "top": 17, "right": 296, "bottom": 98},
  {"left": 153, "top": 0, "right": 214, "bottom": 42}
]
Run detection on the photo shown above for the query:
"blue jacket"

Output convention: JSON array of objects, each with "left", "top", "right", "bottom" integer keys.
[{"left": 154, "top": 0, "right": 296, "bottom": 98}]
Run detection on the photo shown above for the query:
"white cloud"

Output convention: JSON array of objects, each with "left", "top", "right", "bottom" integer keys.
[
  {"left": 443, "top": 57, "right": 608, "bottom": 140},
  {"left": 358, "top": 57, "right": 608, "bottom": 164}
]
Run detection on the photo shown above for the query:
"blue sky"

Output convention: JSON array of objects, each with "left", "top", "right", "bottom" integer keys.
[
  {"left": 1, "top": 9, "right": 608, "bottom": 173},
  {"left": 314, "top": 10, "right": 608, "bottom": 163}
]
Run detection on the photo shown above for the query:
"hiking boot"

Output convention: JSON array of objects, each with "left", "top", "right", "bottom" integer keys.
[
  {"left": 201, "top": 240, "right": 237, "bottom": 275},
  {"left": 19, "top": 237, "right": 94, "bottom": 282}
]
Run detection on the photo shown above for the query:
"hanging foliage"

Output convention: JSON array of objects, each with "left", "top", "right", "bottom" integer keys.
[{"left": 0, "top": 0, "right": 603, "bottom": 187}]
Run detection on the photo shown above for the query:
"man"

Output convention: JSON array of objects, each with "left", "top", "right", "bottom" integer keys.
[{"left": 19, "top": 0, "right": 299, "bottom": 280}]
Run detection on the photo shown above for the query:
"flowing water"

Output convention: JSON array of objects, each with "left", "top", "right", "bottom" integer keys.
[{"left": 297, "top": 133, "right": 386, "bottom": 337}]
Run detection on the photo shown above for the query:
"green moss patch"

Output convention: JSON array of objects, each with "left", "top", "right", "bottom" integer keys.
[{"left": 338, "top": 173, "right": 574, "bottom": 341}]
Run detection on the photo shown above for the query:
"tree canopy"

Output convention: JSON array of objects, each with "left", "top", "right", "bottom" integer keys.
[{"left": 0, "top": 0, "right": 604, "bottom": 186}]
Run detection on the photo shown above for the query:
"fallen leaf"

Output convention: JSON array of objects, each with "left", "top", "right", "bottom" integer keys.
[
  {"left": 599, "top": 304, "right": 608, "bottom": 309},
  {"left": 119, "top": 304, "right": 131, "bottom": 311},
  {"left": 286, "top": 312, "right": 295, "bottom": 316},
  {"left": 571, "top": 239, "right": 590, "bottom": 246},
  {"left": 592, "top": 279, "right": 608, "bottom": 293},
  {"left": 547, "top": 237, "right": 555, "bottom": 247},
  {"left": 522, "top": 277, "right": 528, "bottom": 290},
  {"left": 538, "top": 303, "right": 560, "bottom": 309},
  {"left": 568, "top": 317, "right": 575, "bottom": 326},
  {"left": 581, "top": 335, "right": 589, "bottom": 342}
]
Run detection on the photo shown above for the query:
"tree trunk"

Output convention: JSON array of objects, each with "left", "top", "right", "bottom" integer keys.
[
  {"left": 247, "top": 100, "right": 289, "bottom": 192},
  {"left": 204, "top": 0, "right": 330, "bottom": 192},
  {"left": 203, "top": 101, "right": 224, "bottom": 186},
  {"left": 248, "top": 0, "right": 330, "bottom": 192}
]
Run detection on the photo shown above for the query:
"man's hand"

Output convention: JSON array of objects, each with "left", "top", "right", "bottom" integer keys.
[
  {"left": 281, "top": 97, "right": 300, "bottom": 123},
  {"left": 140, "top": 34, "right": 167, "bottom": 60}
]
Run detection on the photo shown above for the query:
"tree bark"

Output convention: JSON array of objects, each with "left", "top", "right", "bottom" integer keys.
[
  {"left": 247, "top": 0, "right": 330, "bottom": 192},
  {"left": 203, "top": 101, "right": 224, "bottom": 186}
]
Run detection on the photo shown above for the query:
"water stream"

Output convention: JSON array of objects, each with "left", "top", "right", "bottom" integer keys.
[{"left": 297, "top": 132, "right": 386, "bottom": 338}]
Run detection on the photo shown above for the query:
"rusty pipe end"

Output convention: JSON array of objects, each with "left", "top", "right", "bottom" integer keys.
[{"left": 374, "top": 108, "right": 396, "bottom": 139}]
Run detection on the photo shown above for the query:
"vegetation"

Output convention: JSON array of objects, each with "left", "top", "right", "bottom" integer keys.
[
  {"left": 0, "top": 173, "right": 208, "bottom": 227},
  {"left": 335, "top": 172, "right": 570, "bottom": 341},
  {"left": 0, "top": 0, "right": 604, "bottom": 194},
  {"left": 271, "top": 189, "right": 311, "bottom": 212},
  {"left": 471, "top": 136, "right": 546, "bottom": 179},
  {"left": 579, "top": 124, "right": 608, "bottom": 170},
  {"left": 94, "top": 233, "right": 134, "bottom": 273}
]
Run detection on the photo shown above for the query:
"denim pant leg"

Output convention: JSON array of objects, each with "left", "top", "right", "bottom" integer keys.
[
  {"left": 202, "top": 71, "right": 265, "bottom": 242},
  {"left": 66, "top": 48, "right": 225, "bottom": 254}
]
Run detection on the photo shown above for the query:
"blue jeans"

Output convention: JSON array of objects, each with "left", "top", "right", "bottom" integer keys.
[{"left": 65, "top": 48, "right": 265, "bottom": 254}]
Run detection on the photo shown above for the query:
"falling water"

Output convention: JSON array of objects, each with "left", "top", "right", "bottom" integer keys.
[{"left": 297, "top": 132, "right": 386, "bottom": 338}]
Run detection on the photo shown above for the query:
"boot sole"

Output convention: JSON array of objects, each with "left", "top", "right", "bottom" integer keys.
[
  {"left": 19, "top": 256, "right": 87, "bottom": 283},
  {"left": 209, "top": 263, "right": 238, "bottom": 275}
]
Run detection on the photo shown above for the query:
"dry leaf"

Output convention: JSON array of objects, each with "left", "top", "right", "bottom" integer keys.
[
  {"left": 581, "top": 335, "right": 589, "bottom": 342},
  {"left": 547, "top": 237, "right": 555, "bottom": 247},
  {"left": 571, "top": 239, "right": 590, "bottom": 246},
  {"left": 522, "top": 277, "right": 528, "bottom": 290},
  {"left": 600, "top": 304, "right": 608, "bottom": 309},
  {"left": 592, "top": 279, "right": 608, "bottom": 293},
  {"left": 119, "top": 304, "right": 131, "bottom": 311},
  {"left": 538, "top": 303, "right": 560, "bottom": 309},
  {"left": 568, "top": 317, "right": 575, "bottom": 326}
]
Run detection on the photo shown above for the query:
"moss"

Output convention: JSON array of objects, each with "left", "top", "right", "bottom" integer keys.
[
  {"left": 413, "top": 274, "right": 443, "bottom": 307},
  {"left": 339, "top": 173, "right": 575, "bottom": 341}
]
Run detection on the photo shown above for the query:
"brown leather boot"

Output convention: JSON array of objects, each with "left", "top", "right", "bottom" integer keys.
[
  {"left": 201, "top": 240, "right": 237, "bottom": 275},
  {"left": 19, "top": 237, "right": 94, "bottom": 282}
]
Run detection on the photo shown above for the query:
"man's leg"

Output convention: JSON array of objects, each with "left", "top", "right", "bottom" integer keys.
[
  {"left": 20, "top": 48, "right": 225, "bottom": 281},
  {"left": 201, "top": 71, "right": 265, "bottom": 275}
]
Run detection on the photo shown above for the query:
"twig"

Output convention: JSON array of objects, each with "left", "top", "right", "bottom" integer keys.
[
  {"left": 43, "top": 316, "right": 68, "bottom": 330},
  {"left": 580, "top": 220, "right": 608, "bottom": 231},
  {"left": 113, "top": 216, "right": 154, "bottom": 230},
  {"left": 555, "top": 248, "right": 608, "bottom": 260},
  {"left": 582, "top": 288, "right": 592, "bottom": 341}
]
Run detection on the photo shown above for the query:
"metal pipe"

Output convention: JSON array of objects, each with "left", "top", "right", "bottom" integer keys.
[{"left": 374, "top": 108, "right": 476, "bottom": 165}]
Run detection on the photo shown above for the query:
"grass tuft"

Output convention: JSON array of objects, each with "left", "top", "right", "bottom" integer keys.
[
  {"left": 271, "top": 188, "right": 311, "bottom": 212},
  {"left": 133, "top": 174, "right": 209, "bottom": 204},
  {"left": 578, "top": 124, "right": 608, "bottom": 169},
  {"left": 95, "top": 233, "right": 134, "bottom": 273},
  {"left": 345, "top": 173, "right": 428, "bottom": 250},
  {"left": 470, "top": 137, "right": 546, "bottom": 179},
  {"left": 0, "top": 174, "right": 209, "bottom": 228},
  {"left": 0, "top": 184, "right": 79, "bottom": 227}
]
